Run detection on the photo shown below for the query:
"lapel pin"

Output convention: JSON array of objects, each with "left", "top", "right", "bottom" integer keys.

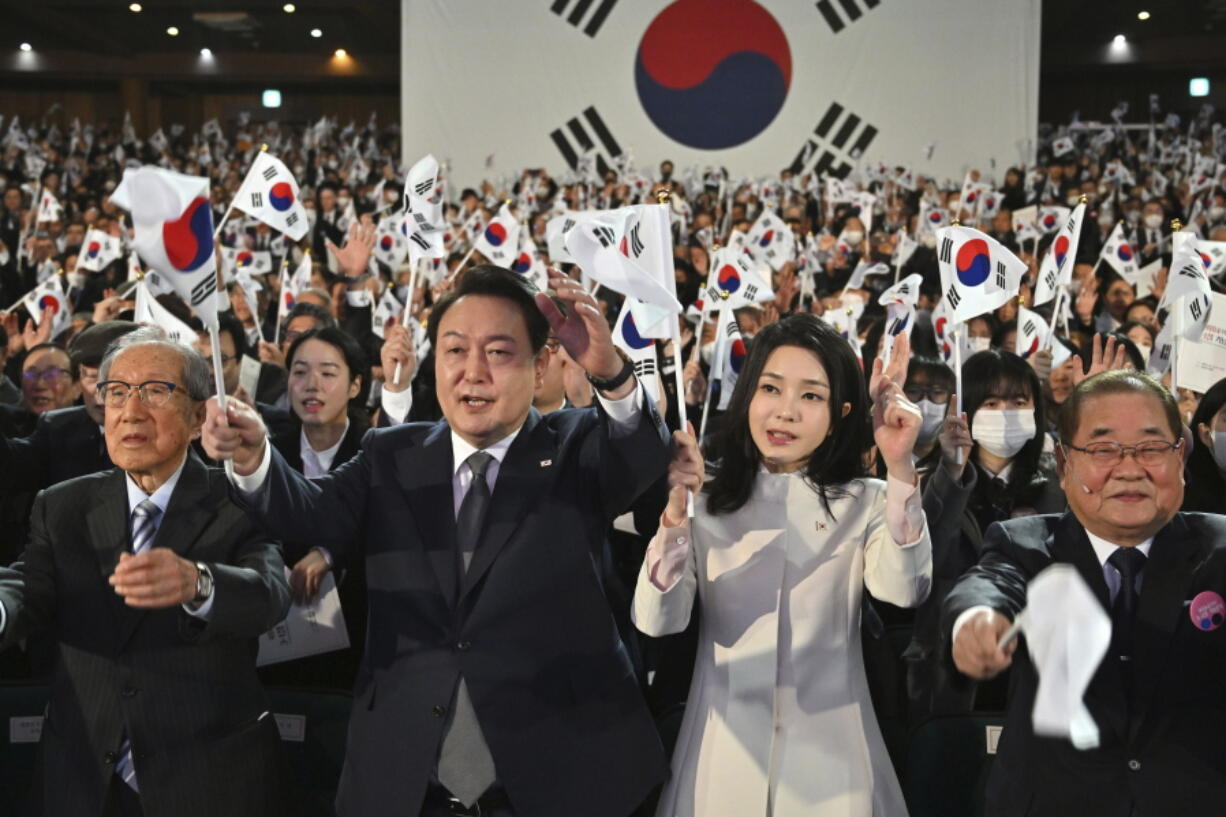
[
  {"left": 539, "top": 459, "right": 553, "bottom": 468},
  {"left": 815, "top": 521, "right": 827, "bottom": 532},
  {"left": 1189, "top": 590, "right": 1225, "bottom": 632}
]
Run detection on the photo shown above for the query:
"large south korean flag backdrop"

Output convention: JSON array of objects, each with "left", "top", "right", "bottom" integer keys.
[{"left": 402, "top": 0, "right": 1040, "bottom": 186}]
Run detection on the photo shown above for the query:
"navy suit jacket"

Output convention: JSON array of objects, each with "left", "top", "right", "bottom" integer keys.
[
  {"left": 238, "top": 398, "right": 672, "bottom": 817},
  {"left": 942, "top": 512, "right": 1226, "bottom": 817}
]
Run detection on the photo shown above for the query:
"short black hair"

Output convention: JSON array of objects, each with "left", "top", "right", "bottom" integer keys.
[
  {"left": 1058, "top": 370, "right": 1182, "bottom": 445},
  {"left": 214, "top": 311, "right": 250, "bottom": 360},
  {"left": 427, "top": 265, "right": 550, "bottom": 353},
  {"left": 285, "top": 302, "right": 337, "bottom": 332},
  {"left": 66, "top": 320, "right": 138, "bottom": 379}
]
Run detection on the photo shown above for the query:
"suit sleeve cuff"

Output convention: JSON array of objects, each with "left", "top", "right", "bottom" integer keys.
[
  {"left": 885, "top": 473, "right": 925, "bottom": 547},
  {"left": 230, "top": 442, "right": 272, "bottom": 495},
  {"left": 380, "top": 385, "right": 413, "bottom": 425},
  {"left": 596, "top": 380, "right": 644, "bottom": 439}
]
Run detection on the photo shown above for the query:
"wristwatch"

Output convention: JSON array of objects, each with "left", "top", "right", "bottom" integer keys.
[
  {"left": 193, "top": 562, "right": 214, "bottom": 605},
  {"left": 585, "top": 349, "right": 636, "bottom": 393}
]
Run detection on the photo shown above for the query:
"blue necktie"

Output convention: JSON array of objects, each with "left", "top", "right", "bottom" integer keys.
[{"left": 115, "top": 499, "right": 162, "bottom": 792}]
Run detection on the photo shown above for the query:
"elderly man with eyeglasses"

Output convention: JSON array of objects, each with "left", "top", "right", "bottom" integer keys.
[
  {"left": 0, "top": 326, "right": 289, "bottom": 817},
  {"left": 942, "top": 370, "right": 1226, "bottom": 817}
]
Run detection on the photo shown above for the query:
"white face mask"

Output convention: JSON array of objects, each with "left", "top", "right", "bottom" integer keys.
[
  {"left": 842, "top": 230, "right": 864, "bottom": 246},
  {"left": 1125, "top": 210, "right": 1141, "bottom": 225},
  {"left": 1143, "top": 213, "right": 1164, "bottom": 230},
  {"left": 1097, "top": 214, "right": 1114, "bottom": 229},
  {"left": 1135, "top": 343, "right": 1152, "bottom": 362},
  {"left": 917, "top": 399, "right": 946, "bottom": 446},
  {"left": 700, "top": 340, "right": 717, "bottom": 365},
  {"left": 1209, "top": 206, "right": 1226, "bottom": 222},
  {"left": 1213, "top": 430, "right": 1226, "bottom": 472},
  {"left": 972, "top": 409, "right": 1037, "bottom": 459},
  {"left": 967, "top": 336, "right": 991, "bottom": 354}
]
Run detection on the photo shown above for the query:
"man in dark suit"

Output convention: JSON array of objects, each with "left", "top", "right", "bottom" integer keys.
[
  {"left": 0, "top": 327, "right": 290, "bottom": 817},
  {"left": 203, "top": 266, "right": 670, "bottom": 817},
  {"left": 944, "top": 370, "right": 1226, "bottom": 816}
]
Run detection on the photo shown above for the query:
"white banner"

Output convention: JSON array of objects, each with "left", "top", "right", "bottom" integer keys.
[{"left": 402, "top": 0, "right": 1040, "bottom": 186}]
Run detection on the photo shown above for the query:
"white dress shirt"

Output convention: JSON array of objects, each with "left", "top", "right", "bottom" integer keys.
[{"left": 300, "top": 420, "right": 351, "bottom": 479}]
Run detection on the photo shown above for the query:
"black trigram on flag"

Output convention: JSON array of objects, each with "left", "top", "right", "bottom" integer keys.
[
  {"left": 249, "top": 192, "right": 264, "bottom": 208},
  {"left": 626, "top": 223, "right": 645, "bottom": 257},
  {"left": 938, "top": 236, "right": 954, "bottom": 264},
  {"left": 413, "top": 178, "right": 433, "bottom": 196},
  {"left": 593, "top": 224, "right": 616, "bottom": 249},
  {"left": 633, "top": 358, "right": 656, "bottom": 378},
  {"left": 550, "top": 0, "right": 619, "bottom": 38},
  {"left": 190, "top": 274, "right": 217, "bottom": 308},
  {"left": 261, "top": 165, "right": 277, "bottom": 182},
  {"left": 994, "top": 261, "right": 1008, "bottom": 289},
  {"left": 945, "top": 285, "right": 961, "bottom": 311},
  {"left": 789, "top": 102, "right": 878, "bottom": 180},
  {"left": 1023, "top": 318, "right": 1037, "bottom": 335},
  {"left": 1191, "top": 296, "right": 1204, "bottom": 321},
  {"left": 815, "top": 0, "right": 881, "bottom": 34},
  {"left": 550, "top": 106, "right": 623, "bottom": 177}
]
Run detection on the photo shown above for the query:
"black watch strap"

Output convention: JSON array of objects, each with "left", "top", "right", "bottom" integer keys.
[{"left": 585, "top": 352, "right": 635, "bottom": 393}]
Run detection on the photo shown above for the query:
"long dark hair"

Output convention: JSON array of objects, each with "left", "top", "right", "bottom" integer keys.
[
  {"left": 1187, "top": 378, "right": 1226, "bottom": 495},
  {"left": 962, "top": 348, "right": 1049, "bottom": 489},
  {"left": 705, "top": 313, "right": 871, "bottom": 516}
]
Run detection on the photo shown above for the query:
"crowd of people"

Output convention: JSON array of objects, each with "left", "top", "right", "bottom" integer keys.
[{"left": 0, "top": 106, "right": 1223, "bottom": 817}]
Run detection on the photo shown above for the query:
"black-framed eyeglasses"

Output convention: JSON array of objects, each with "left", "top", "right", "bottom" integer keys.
[
  {"left": 95, "top": 380, "right": 181, "bottom": 409},
  {"left": 904, "top": 385, "right": 952, "bottom": 404},
  {"left": 22, "top": 367, "right": 70, "bottom": 384},
  {"left": 1062, "top": 439, "right": 1183, "bottom": 467}
]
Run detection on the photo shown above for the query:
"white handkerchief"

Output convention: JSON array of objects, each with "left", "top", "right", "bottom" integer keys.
[{"left": 1021, "top": 564, "right": 1111, "bottom": 750}]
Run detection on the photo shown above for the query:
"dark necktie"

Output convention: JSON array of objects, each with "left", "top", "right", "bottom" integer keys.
[
  {"left": 1108, "top": 547, "right": 1147, "bottom": 671},
  {"left": 437, "top": 451, "right": 496, "bottom": 805},
  {"left": 115, "top": 498, "right": 162, "bottom": 791}
]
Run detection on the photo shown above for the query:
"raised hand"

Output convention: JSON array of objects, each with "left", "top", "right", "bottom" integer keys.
[
  {"left": 379, "top": 323, "right": 416, "bottom": 391},
  {"left": 938, "top": 392, "right": 973, "bottom": 479},
  {"left": 1074, "top": 275, "right": 1098, "bottom": 324},
  {"left": 1071, "top": 332, "right": 1129, "bottom": 386},
  {"left": 869, "top": 333, "right": 922, "bottom": 480},
  {"left": 201, "top": 396, "right": 269, "bottom": 477},
  {"left": 325, "top": 221, "right": 376, "bottom": 279},
  {"left": 662, "top": 422, "right": 703, "bottom": 528},
  {"left": 536, "top": 269, "right": 629, "bottom": 395}
]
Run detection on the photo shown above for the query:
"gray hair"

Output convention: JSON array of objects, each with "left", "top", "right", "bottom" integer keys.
[{"left": 98, "top": 326, "right": 212, "bottom": 402}]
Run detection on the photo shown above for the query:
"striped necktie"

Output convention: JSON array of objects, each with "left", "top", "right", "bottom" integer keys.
[{"left": 114, "top": 498, "right": 162, "bottom": 792}]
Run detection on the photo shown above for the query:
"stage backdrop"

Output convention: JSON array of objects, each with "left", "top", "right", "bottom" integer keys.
[{"left": 401, "top": 0, "right": 1040, "bottom": 186}]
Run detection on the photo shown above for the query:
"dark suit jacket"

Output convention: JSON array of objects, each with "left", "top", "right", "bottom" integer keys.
[
  {"left": 942, "top": 512, "right": 1226, "bottom": 817},
  {"left": 239, "top": 401, "right": 671, "bottom": 817},
  {"left": 0, "top": 405, "right": 110, "bottom": 493},
  {"left": 0, "top": 455, "right": 291, "bottom": 817}
]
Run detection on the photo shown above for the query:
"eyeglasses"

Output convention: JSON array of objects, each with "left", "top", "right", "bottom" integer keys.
[
  {"left": 95, "top": 380, "right": 182, "bottom": 409},
  {"left": 1062, "top": 439, "right": 1183, "bottom": 467},
  {"left": 22, "top": 367, "right": 70, "bottom": 384},
  {"left": 904, "top": 385, "right": 951, "bottom": 404}
]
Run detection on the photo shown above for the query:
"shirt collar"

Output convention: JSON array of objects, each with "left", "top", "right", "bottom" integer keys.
[
  {"left": 125, "top": 452, "right": 190, "bottom": 516},
  {"left": 450, "top": 423, "right": 523, "bottom": 477},
  {"left": 1085, "top": 527, "right": 1154, "bottom": 566}
]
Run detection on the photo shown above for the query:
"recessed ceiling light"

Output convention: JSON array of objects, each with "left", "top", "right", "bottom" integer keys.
[
  {"left": 334, "top": 48, "right": 347, "bottom": 58},
  {"left": 310, "top": 28, "right": 322, "bottom": 38},
  {"left": 167, "top": 26, "right": 180, "bottom": 36},
  {"left": 129, "top": 2, "right": 142, "bottom": 11},
  {"left": 1137, "top": 10, "right": 1151, "bottom": 21},
  {"left": 19, "top": 42, "right": 32, "bottom": 52},
  {"left": 283, "top": 3, "right": 296, "bottom": 12},
  {"left": 200, "top": 47, "right": 213, "bottom": 57},
  {"left": 1112, "top": 34, "right": 1127, "bottom": 45}
]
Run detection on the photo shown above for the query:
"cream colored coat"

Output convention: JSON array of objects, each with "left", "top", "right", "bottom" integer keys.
[{"left": 633, "top": 473, "right": 932, "bottom": 817}]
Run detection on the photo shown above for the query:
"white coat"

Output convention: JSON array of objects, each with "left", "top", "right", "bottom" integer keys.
[{"left": 634, "top": 473, "right": 932, "bottom": 817}]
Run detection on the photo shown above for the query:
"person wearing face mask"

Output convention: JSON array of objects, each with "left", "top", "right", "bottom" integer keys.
[
  {"left": 1184, "top": 377, "right": 1226, "bottom": 513},
  {"left": 965, "top": 314, "right": 996, "bottom": 355},
  {"left": 1119, "top": 320, "right": 1156, "bottom": 365},
  {"left": 903, "top": 348, "right": 1065, "bottom": 720},
  {"left": 1136, "top": 201, "right": 1169, "bottom": 267}
]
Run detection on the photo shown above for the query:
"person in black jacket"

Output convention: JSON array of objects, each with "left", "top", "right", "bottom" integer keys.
[{"left": 1185, "top": 376, "right": 1226, "bottom": 513}]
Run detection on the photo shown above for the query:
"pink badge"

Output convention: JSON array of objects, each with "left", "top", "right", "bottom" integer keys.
[{"left": 1189, "top": 591, "right": 1226, "bottom": 632}]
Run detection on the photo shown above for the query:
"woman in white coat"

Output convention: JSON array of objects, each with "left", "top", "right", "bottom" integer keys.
[{"left": 634, "top": 314, "right": 932, "bottom": 817}]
